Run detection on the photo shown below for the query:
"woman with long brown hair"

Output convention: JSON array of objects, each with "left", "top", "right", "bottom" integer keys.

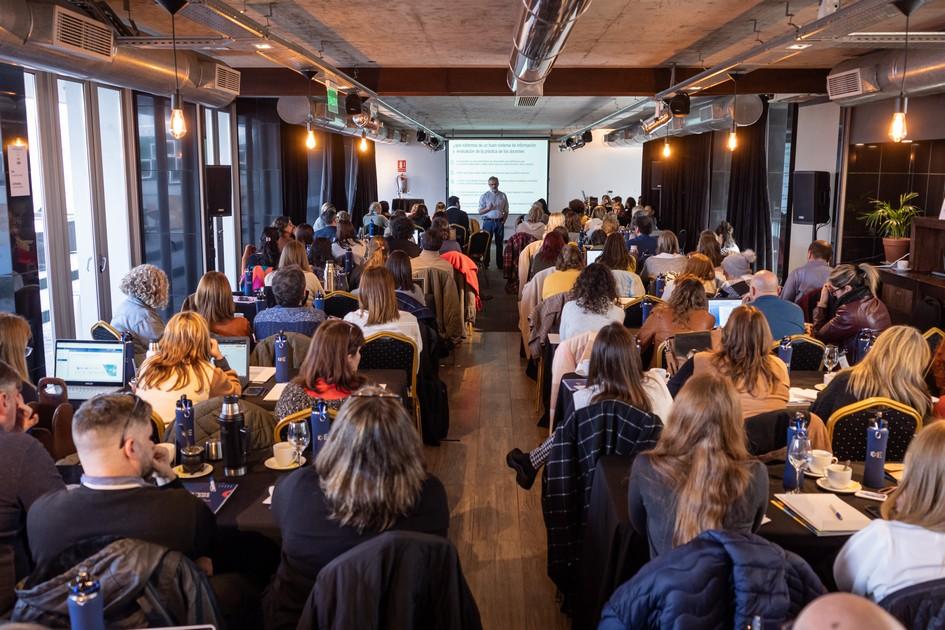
[
  {"left": 344, "top": 267, "right": 423, "bottom": 352},
  {"left": 628, "top": 372, "right": 768, "bottom": 556},
  {"left": 264, "top": 240, "right": 324, "bottom": 306},
  {"left": 637, "top": 274, "right": 715, "bottom": 364},
  {"left": 193, "top": 271, "right": 252, "bottom": 338},
  {"left": 275, "top": 319, "right": 367, "bottom": 417},
  {"left": 598, "top": 232, "right": 644, "bottom": 298},
  {"left": 331, "top": 218, "right": 366, "bottom": 265},
  {"left": 0, "top": 313, "right": 36, "bottom": 403}
]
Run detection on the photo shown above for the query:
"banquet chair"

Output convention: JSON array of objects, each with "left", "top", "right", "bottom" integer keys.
[
  {"left": 827, "top": 397, "right": 922, "bottom": 462},
  {"left": 273, "top": 407, "right": 338, "bottom": 442},
  {"left": 90, "top": 320, "right": 122, "bottom": 341},
  {"left": 323, "top": 291, "right": 359, "bottom": 319},
  {"left": 357, "top": 332, "right": 420, "bottom": 432},
  {"left": 450, "top": 224, "right": 468, "bottom": 249},
  {"left": 924, "top": 327, "right": 945, "bottom": 358},
  {"left": 622, "top": 295, "right": 664, "bottom": 329},
  {"left": 467, "top": 231, "right": 492, "bottom": 284},
  {"left": 879, "top": 576, "right": 945, "bottom": 630},
  {"left": 744, "top": 409, "right": 794, "bottom": 459},
  {"left": 769, "top": 334, "right": 826, "bottom": 371},
  {"left": 250, "top": 332, "right": 312, "bottom": 368},
  {"left": 50, "top": 403, "right": 76, "bottom": 460},
  {"left": 469, "top": 218, "right": 480, "bottom": 235},
  {"left": 149, "top": 411, "right": 167, "bottom": 443}
]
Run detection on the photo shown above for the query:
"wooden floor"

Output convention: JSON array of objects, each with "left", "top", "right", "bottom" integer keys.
[{"left": 424, "top": 329, "right": 570, "bottom": 630}]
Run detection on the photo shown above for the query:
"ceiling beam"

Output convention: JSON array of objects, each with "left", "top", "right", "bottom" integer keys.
[{"left": 237, "top": 67, "right": 829, "bottom": 97}]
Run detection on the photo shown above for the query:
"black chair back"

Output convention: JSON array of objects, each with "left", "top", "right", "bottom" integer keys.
[
  {"left": 467, "top": 231, "right": 491, "bottom": 264},
  {"left": 90, "top": 321, "right": 121, "bottom": 341},
  {"left": 324, "top": 292, "right": 359, "bottom": 319},
  {"left": 744, "top": 409, "right": 794, "bottom": 457},
  {"left": 828, "top": 399, "right": 921, "bottom": 462},
  {"left": 879, "top": 577, "right": 945, "bottom": 630}
]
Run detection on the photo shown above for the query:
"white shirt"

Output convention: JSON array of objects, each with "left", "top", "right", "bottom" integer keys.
[
  {"left": 344, "top": 309, "right": 424, "bottom": 354},
  {"left": 516, "top": 221, "right": 546, "bottom": 241},
  {"left": 834, "top": 519, "right": 945, "bottom": 602},
  {"left": 572, "top": 371, "right": 674, "bottom": 423},
  {"left": 559, "top": 301, "right": 625, "bottom": 342},
  {"left": 478, "top": 189, "right": 509, "bottom": 220},
  {"left": 264, "top": 270, "right": 324, "bottom": 307},
  {"left": 612, "top": 270, "right": 645, "bottom": 298},
  {"left": 584, "top": 218, "right": 603, "bottom": 236}
]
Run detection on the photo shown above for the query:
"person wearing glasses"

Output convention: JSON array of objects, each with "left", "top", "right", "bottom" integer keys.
[
  {"left": 812, "top": 263, "right": 891, "bottom": 358},
  {"left": 265, "top": 388, "right": 449, "bottom": 629},
  {"left": 0, "top": 312, "right": 37, "bottom": 404},
  {"left": 275, "top": 320, "right": 367, "bottom": 418}
]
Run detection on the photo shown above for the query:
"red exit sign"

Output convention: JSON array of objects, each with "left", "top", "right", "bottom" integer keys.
[{"left": 397, "top": 160, "right": 407, "bottom": 173}]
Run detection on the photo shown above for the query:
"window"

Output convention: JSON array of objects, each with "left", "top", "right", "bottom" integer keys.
[
  {"left": 237, "top": 99, "right": 283, "bottom": 250},
  {"left": 204, "top": 107, "right": 238, "bottom": 285}
]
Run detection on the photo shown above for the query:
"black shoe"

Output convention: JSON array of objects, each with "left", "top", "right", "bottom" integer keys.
[{"left": 506, "top": 448, "right": 538, "bottom": 490}]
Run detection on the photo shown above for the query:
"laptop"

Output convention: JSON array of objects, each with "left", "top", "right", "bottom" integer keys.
[
  {"left": 54, "top": 340, "right": 127, "bottom": 400},
  {"left": 215, "top": 337, "right": 251, "bottom": 387},
  {"left": 707, "top": 299, "right": 743, "bottom": 327},
  {"left": 585, "top": 248, "right": 604, "bottom": 266}
]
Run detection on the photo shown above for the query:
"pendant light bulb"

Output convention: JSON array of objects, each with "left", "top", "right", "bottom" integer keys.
[
  {"left": 889, "top": 98, "right": 908, "bottom": 143},
  {"left": 727, "top": 125, "right": 738, "bottom": 152},
  {"left": 662, "top": 138, "right": 671, "bottom": 158},
  {"left": 169, "top": 92, "right": 187, "bottom": 140},
  {"left": 305, "top": 120, "right": 316, "bottom": 150},
  {"left": 359, "top": 130, "right": 368, "bottom": 153}
]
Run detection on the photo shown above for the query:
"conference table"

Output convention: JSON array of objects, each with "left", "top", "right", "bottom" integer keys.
[{"left": 243, "top": 369, "right": 408, "bottom": 412}]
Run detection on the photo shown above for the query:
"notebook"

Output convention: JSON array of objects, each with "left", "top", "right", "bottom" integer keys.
[
  {"left": 183, "top": 480, "right": 238, "bottom": 514},
  {"left": 773, "top": 493, "right": 871, "bottom": 536}
]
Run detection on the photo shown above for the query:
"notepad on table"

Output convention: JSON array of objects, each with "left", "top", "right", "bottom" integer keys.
[
  {"left": 884, "top": 463, "right": 905, "bottom": 482},
  {"left": 788, "top": 387, "right": 818, "bottom": 404},
  {"left": 249, "top": 366, "right": 276, "bottom": 383},
  {"left": 773, "top": 493, "right": 870, "bottom": 536},
  {"left": 264, "top": 382, "right": 288, "bottom": 401}
]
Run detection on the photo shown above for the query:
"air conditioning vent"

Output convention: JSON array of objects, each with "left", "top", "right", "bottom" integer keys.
[
  {"left": 698, "top": 105, "right": 714, "bottom": 122},
  {"left": 52, "top": 6, "right": 114, "bottom": 61},
  {"left": 827, "top": 68, "right": 864, "bottom": 100},
  {"left": 514, "top": 96, "right": 540, "bottom": 107},
  {"left": 214, "top": 65, "right": 241, "bottom": 95}
]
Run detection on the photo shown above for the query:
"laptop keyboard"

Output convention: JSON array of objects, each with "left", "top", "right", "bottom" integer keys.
[{"left": 68, "top": 385, "right": 121, "bottom": 400}]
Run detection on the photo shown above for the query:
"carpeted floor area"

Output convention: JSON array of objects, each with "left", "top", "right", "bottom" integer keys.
[{"left": 472, "top": 266, "right": 521, "bottom": 333}]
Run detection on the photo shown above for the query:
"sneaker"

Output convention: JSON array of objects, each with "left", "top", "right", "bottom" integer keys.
[{"left": 506, "top": 448, "right": 538, "bottom": 490}]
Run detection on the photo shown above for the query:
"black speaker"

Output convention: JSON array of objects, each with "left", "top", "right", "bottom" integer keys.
[
  {"left": 669, "top": 93, "right": 690, "bottom": 117},
  {"left": 651, "top": 161, "right": 663, "bottom": 189},
  {"left": 205, "top": 165, "right": 232, "bottom": 218},
  {"left": 793, "top": 170, "right": 830, "bottom": 224},
  {"left": 345, "top": 93, "right": 363, "bottom": 115}
]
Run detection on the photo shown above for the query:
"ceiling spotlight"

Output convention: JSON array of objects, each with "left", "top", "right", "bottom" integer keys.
[
  {"left": 352, "top": 112, "right": 369, "bottom": 127},
  {"left": 641, "top": 109, "right": 672, "bottom": 135},
  {"left": 581, "top": 130, "right": 593, "bottom": 143},
  {"left": 416, "top": 130, "right": 427, "bottom": 143}
]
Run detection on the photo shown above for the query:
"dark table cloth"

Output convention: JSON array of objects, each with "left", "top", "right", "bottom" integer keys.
[
  {"left": 244, "top": 369, "right": 408, "bottom": 411},
  {"left": 233, "top": 296, "right": 266, "bottom": 324}
]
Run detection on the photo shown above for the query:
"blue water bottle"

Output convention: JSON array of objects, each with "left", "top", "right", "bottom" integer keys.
[
  {"left": 175, "top": 394, "right": 194, "bottom": 460},
  {"left": 783, "top": 413, "right": 808, "bottom": 490},
  {"left": 854, "top": 328, "right": 875, "bottom": 364},
  {"left": 343, "top": 250, "right": 354, "bottom": 274},
  {"left": 119, "top": 332, "right": 136, "bottom": 386},
  {"left": 641, "top": 297, "right": 653, "bottom": 323},
  {"left": 777, "top": 336, "right": 794, "bottom": 372},
  {"left": 863, "top": 412, "right": 889, "bottom": 488},
  {"left": 310, "top": 399, "right": 331, "bottom": 459},
  {"left": 68, "top": 566, "right": 105, "bottom": 630},
  {"left": 242, "top": 268, "right": 254, "bottom": 296},
  {"left": 655, "top": 273, "right": 666, "bottom": 297},
  {"left": 314, "top": 290, "right": 325, "bottom": 312},
  {"left": 578, "top": 230, "right": 586, "bottom": 249},
  {"left": 368, "top": 221, "right": 376, "bottom": 237},
  {"left": 274, "top": 331, "right": 290, "bottom": 384}
]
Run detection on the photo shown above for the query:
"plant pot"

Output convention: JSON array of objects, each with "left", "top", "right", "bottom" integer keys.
[{"left": 882, "top": 237, "right": 911, "bottom": 264}]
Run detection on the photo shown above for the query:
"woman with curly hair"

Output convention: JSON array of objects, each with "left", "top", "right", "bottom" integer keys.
[
  {"left": 599, "top": 232, "right": 644, "bottom": 298},
  {"left": 529, "top": 228, "right": 568, "bottom": 280},
  {"left": 661, "top": 253, "right": 718, "bottom": 300},
  {"left": 110, "top": 264, "right": 169, "bottom": 356},
  {"left": 558, "top": 263, "right": 623, "bottom": 341},
  {"left": 637, "top": 274, "right": 715, "bottom": 365}
]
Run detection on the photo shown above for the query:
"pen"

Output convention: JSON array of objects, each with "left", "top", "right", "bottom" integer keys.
[{"left": 829, "top": 503, "right": 843, "bottom": 520}]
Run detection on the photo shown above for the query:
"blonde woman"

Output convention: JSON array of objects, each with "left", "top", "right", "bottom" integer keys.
[
  {"left": 349, "top": 235, "right": 388, "bottom": 291},
  {"left": 584, "top": 205, "right": 608, "bottom": 237},
  {"left": 266, "top": 389, "right": 449, "bottom": 627},
  {"left": 193, "top": 271, "right": 252, "bottom": 338},
  {"left": 343, "top": 267, "right": 423, "bottom": 353},
  {"left": 135, "top": 312, "right": 241, "bottom": 426},
  {"left": 516, "top": 202, "right": 547, "bottom": 240},
  {"left": 834, "top": 421, "right": 945, "bottom": 601},
  {"left": 811, "top": 325, "right": 931, "bottom": 422},
  {"left": 813, "top": 263, "right": 891, "bottom": 356},
  {"left": 110, "top": 264, "right": 168, "bottom": 356},
  {"left": 0, "top": 313, "right": 36, "bottom": 403},
  {"left": 629, "top": 372, "right": 768, "bottom": 556},
  {"left": 641, "top": 230, "right": 688, "bottom": 284},
  {"left": 265, "top": 240, "right": 324, "bottom": 306}
]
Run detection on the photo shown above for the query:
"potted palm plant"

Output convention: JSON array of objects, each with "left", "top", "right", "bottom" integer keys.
[{"left": 859, "top": 192, "right": 921, "bottom": 263}]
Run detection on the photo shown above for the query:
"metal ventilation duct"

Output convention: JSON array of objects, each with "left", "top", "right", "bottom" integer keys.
[
  {"left": 604, "top": 96, "right": 765, "bottom": 146},
  {"left": 507, "top": 0, "right": 594, "bottom": 97},
  {"left": 275, "top": 96, "right": 404, "bottom": 145},
  {"left": 0, "top": 0, "right": 238, "bottom": 108},
  {"left": 827, "top": 47, "right": 945, "bottom": 105}
]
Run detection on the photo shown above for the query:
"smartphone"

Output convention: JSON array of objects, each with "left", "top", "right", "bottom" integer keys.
[
  {"left": 243, "top": 385, "right": 266, "bottom": 398},
  {"left": 863, "top": 504, "right": 883, "bottom": 519}
]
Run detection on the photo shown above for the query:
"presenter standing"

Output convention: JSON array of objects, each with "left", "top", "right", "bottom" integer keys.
[{"left": 478, "top": 176, "right": 509, "bottom": 269}]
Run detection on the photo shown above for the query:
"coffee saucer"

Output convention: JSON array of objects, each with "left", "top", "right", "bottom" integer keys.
[
  {"left": 265, "top": 456, "right": 305, "bottom": 471},
  {"left": 173, "top": 463, "right": 213, "bottom": 479},
  {"left": 814, "top": 383, "right": 827, "bottom": 391},
  {"left": 804, "top": 469, "right": 826, "bottom": 478},
  {"left": 816, "top": 478, "right": 862, "bottom": 494}
]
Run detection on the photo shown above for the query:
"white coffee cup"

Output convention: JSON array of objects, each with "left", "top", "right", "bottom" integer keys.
[
  {"left": 273, "top": 442, "right": 295, "bottom": 467},
  {"left": 826, "top": 463, "right": 853, "bottom": 489},
  {"left": 897, "top": 259, "right": 910, "bottom": 271},
  {"left": 823, "top": 372, "right": 837, "bottom": 386},
  {"left": 155, "top": 442, "right": 176, "bottom": 465},
  {"left": 809, "top": 449, "right": 838, "bottom": 475}
]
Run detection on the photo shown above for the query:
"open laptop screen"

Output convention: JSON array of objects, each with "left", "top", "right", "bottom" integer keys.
[
  {"left": 216, "top": 338, "right": 250, "bottom": 380},
  {"left": 54, "top": 340, "right": 125, "bottom": 386},
  {"left": 707, "top": 299, "right": 742, "bottom": 328},
  {"left": 585, "top": 248, "right": 604, "bottom": 266}
]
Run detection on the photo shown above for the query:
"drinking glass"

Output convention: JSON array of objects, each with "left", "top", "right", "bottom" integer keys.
[
  {"left": 788, "top": 434, "right": 812, "bottom": 494},
  {"left": 823, "top": 345, "right": 839, "bottom": 372},
  {"left": 286, "top": 421, "right": 311, "bottom": 467}
]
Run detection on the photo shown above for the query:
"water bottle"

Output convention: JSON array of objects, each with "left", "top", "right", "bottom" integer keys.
[
  {"left": 368, "top": 221, "right": 376, "bottom": 237},
  {"left": 655, "top": 273, "right": 666, "bottom": 297},
  {"left": 783, "top": 413, "right": 808, "bottom": 490},
  {"left": 274, "top": 331, "right": 290, "bottom": 384},
  {"left": 641, "top": 297, "right": 653, "bottom": 323},
  {"left": 344, "top": 250, "right": 354, "bottom": 274},
  {"left": 854, "top": 328, "right": 875, "bottom": 364},
  {"left": 242, "top": 268, "right": 254, "bottom": 296},
  {"left": 175, "top": 394, "right": 194, "bottom": 461},
  {"left": 323, "top": 261, "right": 337, "bottom": 292},
  {"left": 120, "top": 332, "right": 136, "bottom": 386},
  {"left": 67, "top": 566, "right": 105, "bottom": 630},
  {"left": 218, "top": 394, "right": 248, "bottom": 477},
  {"left": 310, "top": 399, "right": 330, "bottom": 459},
  {"left": 146, "top": 341, "right": 160, "bottom": 361},
  {"left": 578, "top": 230, "right": 586, "bottom": 249},
  {"left": 777, "top": 336, "right": 793, "bottom": 372},
  {"left": 314, "top": 290, "right": 325, "bottom": 312},
  {"left": 863, "top": 412, "right": 889, "bottom": 489}
]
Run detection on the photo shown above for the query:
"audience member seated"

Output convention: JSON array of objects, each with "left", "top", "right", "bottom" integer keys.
[
  {"left": 792, "top": 593, "right": 905, "bottom": 630},
  {"left": 810, "top": 325, "right": 931, "bottom": 423},
  {"left": 625, "top": 213, "right": 657, "bottom": 260},
  {"left": 411, "top": 229, "right": 455, "bottom": 277},
  {"left": 349, "top": 236, "right": 388, "bottom": 290},
  {"left": 541, "top": 242, "right": 584, "bottom": 300},
  {"left": 530, "top": 229, "right": 568, "bottom": 281},
  {"left": 275, "top": 320, "right": 366, "bottom": 418},
  {"left": 344, "top": 267, "right": 423, "bottom": 352},
  {"left": 330, "top": 218, "right": 366, "bottom": 265},
  {"left": 696, "top": 229, "right": 725, "bottom": 273},
  {"left": 516, "top": 202, "right": 547, "bottom": 241},
  {"left": 424, "top": 216, "right": 462, "bottom": 253},
  {"left": 313, "top": 208, "right": 337, "bottom": 240},
  {"left": 638, "top": 275, "right": 715, "bottom": 364},
  {"left": 242, "top": 226, "right": 282, "bottom": 282},
  {"left": 266, "top": 390, "right": 449, "bottom": 630},
  {"left": 135, "top": 312, "right": 241, "bottom": 426},
  {"left": 265, "top": 241, "right": 324, "bottom": 307},
  {"left": 748, "top": 269, "right": 805, "bottom": 340},
  {"left": 601, "top": 214, "right": 620, "bottom": 238},
  {"left": 0, "top": 360, "right": 63, "bottom": 608},
  {"left": 834, "top": 421, "right": 945, "bottom": 601},
  {"left": 812, "top": 263, "right": 891, "bottom": 357},
  {"left": 584, "top": 205, "right": 607, "bottom": 237},
  {"left": 783, "top": 240, "right": 833, "bottom": 303},
  {"left": 641, "top": 231, "right": 687, "bottom": 284},
  {"left": 362, "top": 201, "right": 389, "bottom": 231},
  {"left": 0, "top": 313, "right": 37, "bottom": 403},
  {"left": 272, "top": 216, "right": 295, "bottom": 249},
  {"left": 409, "top": 203, "right": 432, "bottom": 230},
  {"left": 559, "top": 263, "right": 624, "bottom": 341},
  {"left": 661, "top": 253, "right": 717, "bottom": 301},
  {"left": 111, "top": 264, "right": 168, "bottom": 357},
  {"left": 717, "top": 250, "right": 756, "bottom": 298},
  {"left": 518, "top": 212, "right": 566, "bottom": 292},
  {"left": 294, "top": 223, "right": 314, "bottom": 251},
  {"left": 193, "top": 271, "right": 253, "bottom": 338},
  {"left": 587, "top": 229, "right": 607, "bottom": 247},
  {"left": 598, "top": 233, "right": 644, "bottom": 298},
  {"left": 445, "top": 195, "right": 470, "bottom": 237},
  {"left": 387, "top": 251, "right": 427, "bottom": 312},
  {"left": 312, "top": 202, "right": 334, "bottom": 231},
  {"left": 716, "top": 220, "right": 739, "bottom": 255},
  {"left": 386, "top": 216, "right": 422, "bottom": 258},
  {"left": 629, "top": 372, "right": 768, "bottom": 557},
  {"left": 254, "top": 268, "right": 326, "bottom": 340},
  {"left": 506, "top": 324, "right": 672, "bottom": 489}
]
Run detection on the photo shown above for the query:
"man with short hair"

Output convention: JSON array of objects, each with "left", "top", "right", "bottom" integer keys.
[
  {"left": 749, "top": 270, "right": 806, "bottom": 340},
  {"left": 782, "top": 240, "right": 834, "bottom": 303},
  {"left": 444, "top": 196, "right": 470, "bottom": 244},
  {"left": 0, "top": 360, "right": 63, "bottom": 610},
  {"left": 253, "top": 267, "right": 325, "bottom": 340},
  {"left": 412, "top": 229, "right": 456, "bottom": 276},
  {"left": 477, "top": 176, "right": 509, "bottom": 269},
  {"left": 313, "top": 208, "right": 338, "bottom": 240},
  {"left": 363, "top": 201, "right": 389, "bottom": 231},
  {"left": 626, "top": 214, "right": 658, "bottom": 260}
]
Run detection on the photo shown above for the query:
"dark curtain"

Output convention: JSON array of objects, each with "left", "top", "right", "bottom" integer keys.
[
  {"left": 642, "top": 133, "right": 711, "bottom": 250},
  {"left": 726, "top": 97, "right": 772, "bottom": 270},
  {"left": 639, "top": 141, "right": 659, "bottom": 208},
  {"left": 327, "top": 133, "right": 348, "bottom": 214},
  {"left": 352, "top": 140, "right": 378, "bottom": 227},
  {"left": 280, "top": 122, "right": 309, "bottom": 227}
]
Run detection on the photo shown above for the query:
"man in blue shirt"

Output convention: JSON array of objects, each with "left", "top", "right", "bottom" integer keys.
[
  {"left": 625, "top": 214, "right": 658, "bottom": 264},
  {"left": 748, "top": 270, "right": 805, "bottom": 340},
  {"left": 253, "top": 268, "right": 325, "bottom": 340},
  {"left": 313, "top": 208, "right": 337, "bottom": 240},
  {"left": 477, "top": 176, "right": 508, "bottom": 269},
  {"left": 781, "top": 240, "right": 833, "bottom": 303}
]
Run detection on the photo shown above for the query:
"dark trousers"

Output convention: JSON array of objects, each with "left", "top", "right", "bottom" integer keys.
[{"left": 482, "top": 217, "right": 505, "bottom": 269}]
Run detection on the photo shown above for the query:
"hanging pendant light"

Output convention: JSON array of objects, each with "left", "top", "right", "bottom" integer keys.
[
  {"left": 168, "top": 13, "right": 186, "bottom": 139},
  {"left": 662, "top": 124, "right": 671, "bottom": 158},
  {"left": 359, "top": 130, "right": 369, "bottom": 153},
  {"left": 305, "top": 118, "right": 317, "bottom": 149},
  {"left": 727, "top": 75, "right": 738, "bottom": 151},
  {"left": 889, "top": 13, "right": 911, "bottom": 143}
]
